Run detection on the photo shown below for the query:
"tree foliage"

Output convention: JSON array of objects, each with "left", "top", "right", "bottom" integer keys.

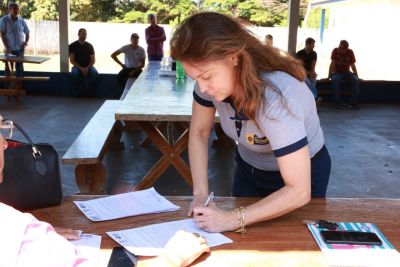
[{"left": 0, "top": 0, "right": 313, "bottom": 27}]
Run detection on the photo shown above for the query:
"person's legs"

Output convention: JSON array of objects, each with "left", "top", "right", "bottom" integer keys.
[
  {"left": 345, "top": 72, "right": 360, "bottom": 106},
  {"left": 331, "top": 73, "right": 344, "bottom": 106},
  {"left": 305, "top": 77, "right": 317, "bottom": 98},
  {"left": 87, "top": 67, "right": 99, "bottom": 96},
  {"left": 70, "top": 66, "right": 83, "bottom": 96},
  {"left": 148, "top": 54, "right": 163, "bottom": 61},
  {"left": 117, "top": 68, "right": 133, "bottom": 89},
  {"left": 12, "top": 49, "right": 24, "bottom": 77},
  {"left": 310, "top": 146, "right": 331, "bottom": 197}
]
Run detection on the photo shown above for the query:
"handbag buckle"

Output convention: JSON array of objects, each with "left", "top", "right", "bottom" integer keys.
[{"left": 32, "top": 146, "right": 42, "bottom": 158}]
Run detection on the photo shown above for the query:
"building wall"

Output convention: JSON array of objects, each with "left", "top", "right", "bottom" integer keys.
[{"left": 320, "top": 0, "right": 400, "bottom": 80}]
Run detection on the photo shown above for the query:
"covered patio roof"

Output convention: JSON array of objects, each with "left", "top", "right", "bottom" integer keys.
[{"left": 310, "top": 0, "right": 354, "bottom": 8}]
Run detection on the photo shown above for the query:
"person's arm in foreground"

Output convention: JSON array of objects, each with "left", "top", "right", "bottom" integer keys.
[
  {"left": 111, "top": 49, "right": 124, "bottom": 68},
  {"left": 187, "top": 101, "right": 216, "bottom": 215},
  {"left": 0, "top": 31, "right": 10, "bottom": 54},
  {"left": 328, "top": 60, "right": 335, "bottom": 80},
  {"left": 350, "top": 63, "right": 358, "bottom": 77},
  {"left": 193, "top": 146, "right": 312, "bottom": 232},
  {"left": 138, "top": 230, "right": 210, "bottom": 267},
  {"left": 88, "top": 53, "right": 95, "bottom": 70},
  {"left": 54, "top": 227, "right": 81, "bottom": 240},
  {"left": 129, "top": 57, "right": 145, "bottom": 77},
  {"left": 69, "top": 52, "right": 84, "bottom": 74},
  {"left": 310, "top": 58, "right": 317, "bottom": 78}
]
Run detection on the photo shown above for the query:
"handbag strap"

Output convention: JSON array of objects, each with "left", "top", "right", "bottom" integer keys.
[{"left": 6, "top": 120, "right": 42, "bottom": 158}]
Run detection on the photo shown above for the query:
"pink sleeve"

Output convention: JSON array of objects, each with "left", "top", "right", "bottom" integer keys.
[{"left": 17, "top": 220, "right": 89, "bottom": 267}]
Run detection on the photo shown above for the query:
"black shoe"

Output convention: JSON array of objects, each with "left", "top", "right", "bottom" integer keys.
[
  {"left": 347, "top": 104, "right": 360, "bottom": 110},
  {"left": 333, "top": 103, "right": 340, "bottom": 109}
]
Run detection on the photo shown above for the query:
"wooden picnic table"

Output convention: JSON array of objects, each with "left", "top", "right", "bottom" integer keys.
[
  {"left": 115, "top": 62, "right": 219, "bottom": 191},
  {"left": 30, "top": 196, "right": 400, "bottom": 267},
  {"left": 0, "top": 55, "right": 49, "bottom": 102}
]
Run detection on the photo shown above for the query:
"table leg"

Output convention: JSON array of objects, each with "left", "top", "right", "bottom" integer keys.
[
  {"left": 75, "top": 163, "right": 106, "bottom": 194},
  {"left": 132, "top": 121, "right": 193, "bottom": 190},
  {"left": 140, "top": 121, "right": 167, "bottom": 147}
]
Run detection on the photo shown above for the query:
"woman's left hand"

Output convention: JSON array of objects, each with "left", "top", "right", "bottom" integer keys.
[
  {"left": 54, "top": 227, "right": 81, "bottom": 240},
  {"left": 193, "top": 205, "right": 237, "bottom": 233}
]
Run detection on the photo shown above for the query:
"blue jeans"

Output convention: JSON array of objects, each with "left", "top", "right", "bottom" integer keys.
[
  {"left": 147, "top": 54, "right": 163, "bottom": 61},
  {"left": 331, "top": 72, "right": 359, "bottom": 105},
  {"left": 232, "top": 145, "right": 331, "bottom": 198},
  {"left": 5, "top": 48, "right": 24, "bottom": 77},
  {"left": 71, "top": 66, "right": 99, "bottom": 96},
  {"left": 305, "top": 77, "right": 317, "bottom": 98}
]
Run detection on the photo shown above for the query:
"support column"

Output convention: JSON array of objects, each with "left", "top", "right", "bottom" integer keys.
[
  {"left": 288, "top": 0, "right": 300, "bottom": 55},
  {"left": 59, "top": 0, "right": 70, "bottom": 72},
  {"left": 320, "top": 8, "right": 326, "bottom": 43}
]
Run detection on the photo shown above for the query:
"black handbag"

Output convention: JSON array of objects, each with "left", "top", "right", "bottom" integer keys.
[{"left": 0, "top": 122, "right": 62, "bottom": 211}]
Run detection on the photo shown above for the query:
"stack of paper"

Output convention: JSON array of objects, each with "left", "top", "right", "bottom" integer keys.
[
  {"left": 70, "top": 234, "right": 102, "bottom": 267},
  {"left": 307, "top": 222, "right": 400, "bottom": 267},
  {"left": 74, "top": 188, "right": 180, "bottom": 221},
  {"left": 107, "top": 218, "right": 233, "bottom": 256}
]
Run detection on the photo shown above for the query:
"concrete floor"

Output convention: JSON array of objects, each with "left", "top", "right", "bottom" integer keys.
[{"left": 1, "top": 96, "right": 399, "bottom": 198}]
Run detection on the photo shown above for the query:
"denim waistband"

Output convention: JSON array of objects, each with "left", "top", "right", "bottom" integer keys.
[{"left": 311, "top": 145, "right": 327, "bottom": 160}]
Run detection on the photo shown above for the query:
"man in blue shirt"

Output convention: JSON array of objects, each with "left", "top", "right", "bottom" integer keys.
[{"left": 0, "top": 2, "right": 30, "bottom": 77}]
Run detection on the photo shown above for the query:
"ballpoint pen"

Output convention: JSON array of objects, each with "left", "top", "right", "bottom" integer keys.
[{"left": 203, "top": 192, "right": 214, "bottom": 207}]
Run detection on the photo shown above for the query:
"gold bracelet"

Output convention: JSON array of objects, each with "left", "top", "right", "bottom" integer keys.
[{"left": 234, "top": 206, "right": 247, "bottom": 234}]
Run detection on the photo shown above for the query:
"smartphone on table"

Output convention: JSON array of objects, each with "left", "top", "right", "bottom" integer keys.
[
  {"left": 107, "top": 247, "right": 137, "bottom": 267},
  {"left": 320, "top": 230, "right": 382, "bottom": 246}
]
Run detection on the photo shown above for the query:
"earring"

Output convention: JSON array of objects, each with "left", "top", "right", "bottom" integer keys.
[{"left": 234, "top": 61, "right": 238, "bottom": 66}]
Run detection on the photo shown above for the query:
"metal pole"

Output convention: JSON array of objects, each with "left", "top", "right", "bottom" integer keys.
[
  {"left": 288, "top": 0, "right": 300, "bottom": 55},
  {"left": 59, "top": 0, "right": 70, "bottom": 72},
  {"left": 320, "top": 8, "right": 326, "bottom": 43}
]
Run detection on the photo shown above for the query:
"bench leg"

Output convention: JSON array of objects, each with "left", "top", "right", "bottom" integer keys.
[{"left": 75, "top": 163, "right": 106, "bottom": 193}]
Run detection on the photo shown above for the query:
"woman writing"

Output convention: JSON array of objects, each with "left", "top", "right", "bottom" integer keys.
[{"left": 170, "top": 12, "right": 331, "bottom": 233}]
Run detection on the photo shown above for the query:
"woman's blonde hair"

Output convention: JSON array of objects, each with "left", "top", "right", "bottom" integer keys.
[{"left": 170, "top": 12, "right": 306, "bottom": 120}]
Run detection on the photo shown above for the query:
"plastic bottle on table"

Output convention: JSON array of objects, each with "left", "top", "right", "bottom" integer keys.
[{"left": 176, "top": 61, "right": 186, "bottom": 79}]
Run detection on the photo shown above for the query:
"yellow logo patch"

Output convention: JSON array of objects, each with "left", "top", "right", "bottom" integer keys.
[{"left": 246, "top": 133, "right": 269, "bottom": 145}]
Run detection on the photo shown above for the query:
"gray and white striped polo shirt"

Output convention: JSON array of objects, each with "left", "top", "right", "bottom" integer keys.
[{"left": 193, "top": 71, "right": 325, "bottom": 171}]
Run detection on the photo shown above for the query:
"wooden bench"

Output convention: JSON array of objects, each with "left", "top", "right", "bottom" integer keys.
[
  {"left": 0, "top": 75, "right": 50, "bottom": 101},
  {"left": 62, "top": 100, "right": 123, "bottom": 194},
  {"left": 316, "top": 79, "right": 385, "bottom": 97}
]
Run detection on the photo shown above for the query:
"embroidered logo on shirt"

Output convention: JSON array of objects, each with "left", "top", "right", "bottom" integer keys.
[{"left": 246, "top": 134, "right": 269, "bottom": 145}]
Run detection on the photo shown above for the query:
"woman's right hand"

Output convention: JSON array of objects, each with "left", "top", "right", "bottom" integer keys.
[{"left": 188, "top": 194, "right": 209, "bottom": 216}]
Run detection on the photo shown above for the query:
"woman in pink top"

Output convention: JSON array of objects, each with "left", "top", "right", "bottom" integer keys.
[{"left": 0, "top": 115, "right": 209, "bottom": 267}]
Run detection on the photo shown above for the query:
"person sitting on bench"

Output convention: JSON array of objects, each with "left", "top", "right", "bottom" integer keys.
[
  {"left": 69, "top": 28, "right": 99, "bottom": 97},
  {"left": 111, "top": 33, "right": 146, "bottom": 98},
  {"left": 328, "top": 40, "right": 360, "bottom": 109}
]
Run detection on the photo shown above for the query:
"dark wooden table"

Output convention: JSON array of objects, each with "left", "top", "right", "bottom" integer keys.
[
  {"left": 31, "top": 196, "right": 400, "bottom": 267},
  {"left": 115, "top": 62, "right": 219, "bottom": 191}
]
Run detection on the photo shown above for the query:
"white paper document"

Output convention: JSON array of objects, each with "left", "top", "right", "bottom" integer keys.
[
  {"left": 70, "top": 234, "right": 102, "bottom": 267},
  {"left": 107, "top": 218, "right": 233, "bottom": 256},
  {"left": 74, "top": 188, "right": 180, "bottom": 221}
]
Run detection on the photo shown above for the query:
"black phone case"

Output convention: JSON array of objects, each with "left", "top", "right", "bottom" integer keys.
[
  {"left": 107, "top": 247, "right": 137, "bottom": 267},
  {"left": 320, "top": 230, "right": 382, "bottom": 246}
]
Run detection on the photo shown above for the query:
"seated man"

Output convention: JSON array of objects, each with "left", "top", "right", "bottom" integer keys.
[
  {"left": 69, "top": 28, "right": 99, "bottom": 97},
  {"left": 296, "top": 37, "right": 318, "bottom": 99},
  {"left": 111, "top": 33, "right": 146, "bottom": 99},
  {"left": 0, "top": 115, "right": 209, "bottom": 267},
  {"left": 328, "top": 40, "right": 360, "bottom": 109}
]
